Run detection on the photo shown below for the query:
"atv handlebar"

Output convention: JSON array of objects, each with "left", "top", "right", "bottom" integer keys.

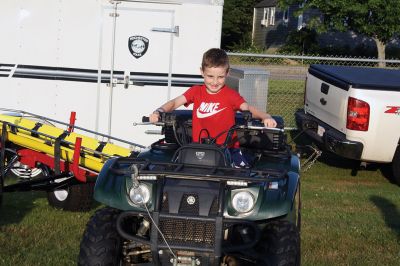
[
  {"left": 142, "top": 116, "right": 150, "bottom": 123},
  {"left": 134, "top": 114, "right": 166, "bottom": 125},
  {"left": 238, "top": 124, "right": 284, "bottom": 133},
  {"left": 141, "top": 112, "right": 176, "bottom": 125},
  {"left": 136, "top": 111, "right": 283, "bottom": 147},
  {"left": 138, "top": 112, "right": 282, "bottom": 132}
]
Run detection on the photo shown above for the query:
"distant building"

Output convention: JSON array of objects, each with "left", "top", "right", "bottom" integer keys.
[{"left": 252, "top": 0, "right": 308, "bottom": 51}]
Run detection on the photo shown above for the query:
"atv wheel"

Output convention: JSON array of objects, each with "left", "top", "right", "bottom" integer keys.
[
  {"left": 78, "top": 207, "right": 123, "bottom": 266},
  {"left": 0, "top": 171, "right": 3, "bottom": 206},
  {"left": 47, "top": 181, "right": 94, "bottom": 211},
  {"left": 255, "top": 220, "right": 300, "bottom": 266},
  {"left": 392, "top": 145, "right": 400, "bottom": 185}
]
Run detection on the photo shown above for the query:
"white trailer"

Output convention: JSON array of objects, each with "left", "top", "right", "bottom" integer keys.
[{"left": 0, "top": 0, "right": 224, "bottom": 147}]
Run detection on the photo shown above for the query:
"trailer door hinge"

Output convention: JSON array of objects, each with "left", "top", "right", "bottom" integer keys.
[
  {"left": 109, "top": 0, "right": 121, "bottom": 17},
  {"left": 152, "top": 26, "right": 179, "bottom": 36}
]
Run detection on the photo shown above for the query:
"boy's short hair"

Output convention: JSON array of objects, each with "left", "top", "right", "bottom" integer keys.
[{"left": 201, "top": 48, "right": 230, "bottom": 71}]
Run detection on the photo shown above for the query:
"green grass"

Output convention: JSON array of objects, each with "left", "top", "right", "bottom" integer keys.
[
  {"left": 1, "top": 151, "right": 399, "bottom": 265},
  {"left": 299, "top": 151, "right": 400, "bottom": 266},
  {"left": 0, "top": 191, "right": 94, "bottom": 265},
  {"left": 268, "top": 79, "right": 304, "bottom": 128}
]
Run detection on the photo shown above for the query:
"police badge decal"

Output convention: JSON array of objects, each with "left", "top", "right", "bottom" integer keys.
[{"left": 128, "top": 36, "right": 149, "bottom": 59}]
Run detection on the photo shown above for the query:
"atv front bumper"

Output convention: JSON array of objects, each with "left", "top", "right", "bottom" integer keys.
[{"left": 116, "top": 209, "right": 261, "bottom": 265}]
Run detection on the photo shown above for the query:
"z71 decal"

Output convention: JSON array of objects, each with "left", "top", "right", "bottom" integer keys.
[{"left": 385, "top": 106, "right": 400, "bottom": 115}]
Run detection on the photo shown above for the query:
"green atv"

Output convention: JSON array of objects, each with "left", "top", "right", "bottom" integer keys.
[{"left": 78, "top": 110, "right": 301, "bottom": 265}]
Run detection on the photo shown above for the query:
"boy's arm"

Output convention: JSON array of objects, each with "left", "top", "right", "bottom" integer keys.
[
  {"left": 239, "top": 102, "right": 277, "bottom": 128},
  {"left": 149, "top": 95, "right": 187, "bottom": 123}
]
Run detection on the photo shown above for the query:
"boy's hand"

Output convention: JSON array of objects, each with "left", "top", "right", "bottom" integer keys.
[
  {"left": 149, "top": 107, "right": 165, "bottom": 123},
  {"left": 263, "top": 117, "right": 277, "bottom": 128},
  {"left": 149, "top": 112, "right": 160, "bottom": 123}
]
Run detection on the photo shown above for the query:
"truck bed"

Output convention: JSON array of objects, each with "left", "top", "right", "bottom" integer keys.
[{"left": 309, "top": 64, "right": 400, "bottom": 91}]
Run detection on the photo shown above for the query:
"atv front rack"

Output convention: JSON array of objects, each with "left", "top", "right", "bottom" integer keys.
[{"left": 109, "top": 157, "right": 288, "bottom": 182}]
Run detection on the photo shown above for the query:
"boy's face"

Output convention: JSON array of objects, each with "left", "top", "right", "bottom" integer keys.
[{"left": 200, "top": 66, "right": 228, "bottom": 94}]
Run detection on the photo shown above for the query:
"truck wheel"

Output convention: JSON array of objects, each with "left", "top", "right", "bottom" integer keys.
[
  {"left": 78, "top": 207, "right": 123, "bottom": 266},
  {"left": 255, "top": 220, "right": 300, "bottom": 266},
  {"left": 47, "top": 181, "right": 94, "bottom": 212},
  {"left": 392, "top": 146, "right": 400, "bottom": 185}
]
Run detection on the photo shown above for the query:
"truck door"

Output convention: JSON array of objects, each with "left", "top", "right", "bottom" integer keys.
[{"left": 99, "top": 1, "right": 177, "bottom": 144}]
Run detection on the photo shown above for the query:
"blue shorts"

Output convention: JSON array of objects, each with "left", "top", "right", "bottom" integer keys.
[{"left": 228, "top": 148, "right": 250, "bottom": 168}]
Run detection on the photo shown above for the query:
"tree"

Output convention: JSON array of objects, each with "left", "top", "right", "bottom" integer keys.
[
  {"left": 279, "top": 0, "right": 400, "bottom": 66},
  {"left": 279, "top": 28, "right": 319, "bottom": 55},
  {"left": 222, "top": 0, "right": 258, "bottom": 50}
]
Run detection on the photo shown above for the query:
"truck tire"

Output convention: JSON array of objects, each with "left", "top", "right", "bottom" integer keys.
[
  {"left": 47, "top": 181, "right": 94, "bottom": 212},
  {"left": 255, "top": 220, "right": 300, "bottom": 266},
  {"left": 78, "top": 207, "right": 123, "bottom": 266},
  {"left": 392, "top": 145, "right": 400, "bottom": 185}
]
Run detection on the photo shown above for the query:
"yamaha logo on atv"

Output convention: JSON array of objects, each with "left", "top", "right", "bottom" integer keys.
[
  {"left": 186, "top": 195, "right": 196, "bottom": 205},
  {"left": 195, "top": 151, "right": 205, "bottom": 160},
  {"left": 128, "top": 36, "right": 149, "bottom": 59}
]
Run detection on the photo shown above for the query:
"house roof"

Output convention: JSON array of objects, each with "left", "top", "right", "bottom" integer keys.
[{"left": 255, "top": 0, "right": 278, "bottom": 8}]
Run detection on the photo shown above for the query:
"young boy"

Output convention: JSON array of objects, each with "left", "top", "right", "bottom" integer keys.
[{"left": 149, "top": 48, "right": 276, "bottom": 167}]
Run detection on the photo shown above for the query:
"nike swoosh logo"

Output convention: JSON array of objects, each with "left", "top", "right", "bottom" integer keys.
[{"left": 196, "top": 107, "right": 226, "bottom": 118}]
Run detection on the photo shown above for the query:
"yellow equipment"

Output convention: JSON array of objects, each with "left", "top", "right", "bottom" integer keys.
[{"left": 0, "top": 113, "right": 137, "bottom": 174}]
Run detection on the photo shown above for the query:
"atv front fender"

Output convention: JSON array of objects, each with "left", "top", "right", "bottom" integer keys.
[{"left": 93, "top": 158, "right": 154, "bottom": 211}]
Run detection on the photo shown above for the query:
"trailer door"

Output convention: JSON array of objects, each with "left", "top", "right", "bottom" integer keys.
[{"left": 99, "top": 1, "right": 177, "bottom": 144}]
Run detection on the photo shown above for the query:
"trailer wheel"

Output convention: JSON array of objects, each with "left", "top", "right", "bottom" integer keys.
[
  {"left": 9, "top": 166, "right": 43, "bottom": 179},
  {"left": 78, "top": 207, "right": 123, "bottom": 266},
  {"left": 255, "top": 220, "right": 300, "bottom": 266},
  {"left": 47, "top": 181, "right": 94, "bottom": 212},
  {"left": 392, "top": 145, "right": 400, "bottom": 185},
  {"left": 8, "top": 161, "right": 95, "bottom": 211}
]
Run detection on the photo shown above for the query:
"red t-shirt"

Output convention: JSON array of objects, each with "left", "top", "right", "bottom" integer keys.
[{"left": 183, "top": 84, "right": 245, "bottom": 147}]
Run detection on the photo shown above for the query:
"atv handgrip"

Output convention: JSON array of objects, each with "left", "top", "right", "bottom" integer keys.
[{"left": 142, "top": 115, "right": 163, "bottom": 123}]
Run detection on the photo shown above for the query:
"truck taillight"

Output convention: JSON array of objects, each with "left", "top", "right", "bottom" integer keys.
[{"left": 346, "top": 97, "right": 370, "bottom": 131}]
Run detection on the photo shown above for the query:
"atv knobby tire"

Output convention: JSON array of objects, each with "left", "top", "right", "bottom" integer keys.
[
  {"left": 78, "top": 207, "right": 123, "bottom": 266},
  {"left": 256, "top": 220, "right": 300, "bottom": 266},
  {"left": 392, "top": 145, "right": 400, "bottom": 186},
  {"left": 0, "top": 172, "right": 3, "bottom": 206},
  {"left": 47, "top": 182, "right": 94, "bottom": 212}
]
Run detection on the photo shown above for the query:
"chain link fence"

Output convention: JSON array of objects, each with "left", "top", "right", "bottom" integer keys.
[{"left": 228, "top": 52, "right": 400, "bottom": 129}]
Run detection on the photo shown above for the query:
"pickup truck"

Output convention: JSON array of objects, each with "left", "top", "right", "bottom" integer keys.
[{"left": 295, "top": 64, "right": 400, "bottom": 185}]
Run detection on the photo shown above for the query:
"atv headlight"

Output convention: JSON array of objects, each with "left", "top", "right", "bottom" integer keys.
[
  {"left": 129, "top": 184, "right": 151, "bottom": 205},
  {"left": 231, "top": 191, "right": 255, "bottom": 213}
]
